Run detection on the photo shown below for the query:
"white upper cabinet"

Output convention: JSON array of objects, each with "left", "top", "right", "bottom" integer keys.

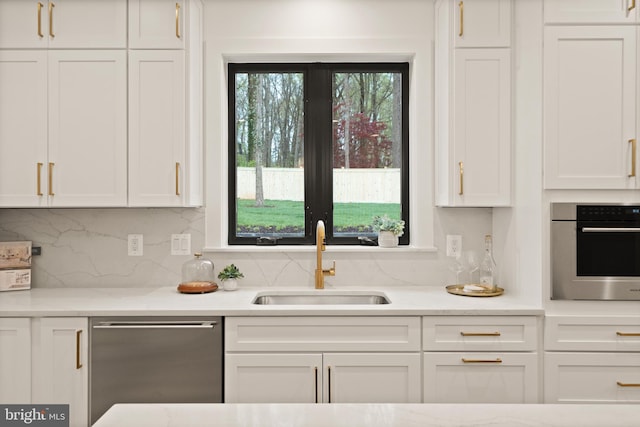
[
  {"left": 435, "top": 0, "right": 512, "bottom": 206},
  {"left": 0, "top": 0, "right": 126, "bottom": 49},
  {"left": 47, "top": 51, "right": 127, "bottom": 206},
  {"left": 454, "top": 0, "right": 511, "bottom": 47},
  {"left": 129, "top": 50, "right": 186, "bottom": 206},
  {"left": 543, "top": 26, "right": 637, "bottom": 189},
  {"left": 129, "top": 0, "right": 186, "bottom": 49},
  {"left": 544, "top": 0, "right": 638, "bottom": 24},
  {"left": 0, "top": 51, "right": 48, "bottom": 207}
]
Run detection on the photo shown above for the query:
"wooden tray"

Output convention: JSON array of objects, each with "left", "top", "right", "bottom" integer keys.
[
  {"left": 177, "top": 281, "right": 218, "bottom": 294},
  {"left": 446, "top": 284, "right": 504, "bottom": 297}
]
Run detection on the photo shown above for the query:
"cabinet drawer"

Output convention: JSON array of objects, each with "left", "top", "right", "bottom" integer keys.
[
  {"left": 423, "top": 352, "right": 539, "bottom": 403},
  {"left": 545, "top": 316, "right": 640, "bottom": 351},
  {"left": 544, "top": 353, "right": 640, "bottom": 403},
  {"left": 226, "top": 317, "right": 421, "bottom": 352},
  {"left": 423, "top": 316, "right": 538, "bottom": 351}
]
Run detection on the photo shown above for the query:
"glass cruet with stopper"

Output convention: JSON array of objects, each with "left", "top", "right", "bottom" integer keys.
[
  {"left": 181, "top": 253, "right": 215, "bottom": 285},
  {"left": 479, "top": 234, "right": 497, "bottom": 292}
]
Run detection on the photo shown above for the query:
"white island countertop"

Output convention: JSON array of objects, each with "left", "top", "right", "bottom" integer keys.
[
  {"left": 0, "top": 286, "right": 543, "bottom": 316},
  {"left": 93, "top": 403, "right": 640, "bottom": 427}
]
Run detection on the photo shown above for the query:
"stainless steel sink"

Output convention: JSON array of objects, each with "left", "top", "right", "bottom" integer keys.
[{"left": 252, "top": 291, "right": 390, "bottom": 305}]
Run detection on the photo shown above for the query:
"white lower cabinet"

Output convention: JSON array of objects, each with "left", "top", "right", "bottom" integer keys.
[
  {"left": 0, "top": 318, "right": 31, "bottom": 403},
  {"left": 423, "top": 316, "right": 540, "bottom": 403},
  {"left": 544, "top": 315, "right": 640, "bottom": 404},
  {"left": 32, "top": 317, "right": 89, "bottom": 427},
  {"left": 0, "top": 317, "right": 89, "bottom": 426},
  {"left": 224, "top": 317, "right": 422, "bottom": 403},
  {"left": 423, "top": 352, "right": 538, "bottom": 403}
]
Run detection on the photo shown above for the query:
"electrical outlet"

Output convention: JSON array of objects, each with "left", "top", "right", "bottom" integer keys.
[
  {"left": 171, "top": 234, "right": 191, "bottom": 255},
  {"left": 128, "top": 234, "right": 143, "bottom": 256},
  {"left": 446, "top": 235, "right": 462, "bottom": 258}
]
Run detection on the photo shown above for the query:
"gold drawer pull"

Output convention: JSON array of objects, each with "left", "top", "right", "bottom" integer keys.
[
  {"left": 37, "top": 2, "right": 44, "bottom": 38},
  {"left": 48, "top": 2, "right": 54, "bottom": 38},
  {"left": 629, "top": 0, "right": 636, "bottom": 12},
  {"left": 458, "top": 1, "right": 464, "bottom": 37},
  {"left": 617, "top": 381, "right": 640, "bottom": 387},
  {"left": 462, "top": 358, "right": 502, "bottom": 364},
  {"left": 629, "top": 139, "right": 637, "bottom": 177},
  {"left": 36, "top": 162, "right": 43, "bottom": 196},
  {"left": 175, "top": 3, "right": 181, "bottom": 39},
  {"left": 616, "top": 332, "right": 640, "bottom": 337},
  {"left": 460, "top": 332, "right": 501, "bottom": 337},
  {"left": 75, "top": 330, "right": 83, "bottom": 369},
  {"left": 48, "top": 162, "right": 54, "bottom": 196}
]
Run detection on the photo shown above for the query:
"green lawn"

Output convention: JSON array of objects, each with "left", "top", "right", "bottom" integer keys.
[{"left": 237, "top": 199, "right": 401, "bottom": 233}]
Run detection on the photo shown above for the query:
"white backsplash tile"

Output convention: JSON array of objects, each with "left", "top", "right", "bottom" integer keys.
[{"left": 0, "top": 208, "right": 491, "bottom": 289}]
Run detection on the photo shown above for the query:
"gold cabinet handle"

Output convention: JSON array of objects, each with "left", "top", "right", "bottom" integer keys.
[
  {"left": 175, "top": 162, "right": 181, "bottom": 196},
  {"left": 458, "top": 161, "right": 464, "bottom": 195},
  {"left": 459, "top": 1, "right": 464, "bottom": 37},
  {"left": 175, "top": 3, "right": 181, "bottom": 39},
  {"left": 617, "top": 332, "right": 640, "bottom": 337},
  {"left": 462, "top": 358, "right": 503, "bottom": 364},
  {"left": 48, "top": 162, "right": 54, "bottom": 196},
  {"left": 37, "top": 2, "right": 44, "bottom": 38},
  {"left": 75, "top": 330, "right": 83, "bottom": 369},
  {"left": 36, "top": 162, "right": 43, "bottom": 196},
  {"left": 314, "top": 367, "right": 318, "bottom": 403},
  {"left": 617, "top": 381, "right": 640, "bottom": 387},
  {"left": 629, "top": 0, "right": 636, "bottom": 12},
  {"left": 327, "top": 366, "right": 332, "bottom": 403},
  {"left": 460, "top": 332, "right": 501, "bottom": 337},
  {"left": 629, "top": 139, "right": 636, "bottom": 177},
  {"left": 48, "top": 2, "right": 54, "bottom": 38}
]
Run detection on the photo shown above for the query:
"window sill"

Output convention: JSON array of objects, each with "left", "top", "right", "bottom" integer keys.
[{"left": 202, "top": 245, "right": 437, "bottom": 254}]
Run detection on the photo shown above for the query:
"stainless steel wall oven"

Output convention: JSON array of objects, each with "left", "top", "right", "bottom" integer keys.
[{"left": 551, "top": 203, "right": 640, "bottom": 300}]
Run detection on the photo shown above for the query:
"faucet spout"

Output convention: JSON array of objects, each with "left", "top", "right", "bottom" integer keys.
[{"left": 315, "top": 220, "right": 335, "bottom": 289}]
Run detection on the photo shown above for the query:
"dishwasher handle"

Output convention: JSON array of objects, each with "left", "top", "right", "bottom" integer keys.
[{"left": 93, "top": 320, "right": 217, "bottom": 329}]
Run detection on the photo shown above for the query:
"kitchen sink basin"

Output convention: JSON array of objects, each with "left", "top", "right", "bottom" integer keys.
[{"left": 252, "top": 291, "right": 390, "bottom": 305}]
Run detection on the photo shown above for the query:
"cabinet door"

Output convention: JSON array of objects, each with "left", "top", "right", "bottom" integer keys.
[
  {"left": 544, "top": 26, "right": 637, "bottom": 189},
  {"left": 454, "top": 0, "right": 511, "bottom": 48},
  {"left": 129, "top": 50, "right": 186, "bottom": 206},
  {"left": 545, "top": 353, "right": 640, "bottom": 403},
  {"left": 225, "top": 353, "right": 322, "bottom": 403},
  {"left": 129, "top": 0, "right": 185, "bottom": 49},
  {"left": 323, "top": 353, "right": 421, "bottom": 403},
  {"left": 32, "top": 317, "right": 88, "bottom": 427},
  {"left": 0, "top": 51, "right": 48, "bottom": 207},
  {"left": 452, "top": 48, "right": 510, "bottom": 206},
  {"left": 47, "top": 0, "right": 126, "bottom": 48},
  {"left": 0, "top": 318, "right": 31, "bottom": 404},
  {"left": 423, "top": 352, "right": 538, "bottom": 403},
  {"left": 48, "top": 50, "right": 127, "bottom": 206},
  {"left": 0, "top": 0, "right": 49, "bottom": 48},
  {"left": 544, "top": 0, "right": 638, "bottom": 24}
]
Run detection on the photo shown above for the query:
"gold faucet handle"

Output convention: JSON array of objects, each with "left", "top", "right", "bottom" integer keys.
[{"left": 324, "top": 261, "right": 336, "bottom": 276}]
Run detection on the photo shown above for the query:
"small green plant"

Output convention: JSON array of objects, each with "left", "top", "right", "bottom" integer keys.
[
  {"left": 371, "top": 215, "right": 405, "bottom": 236},
  {"left": 217, "top": 264, "right": 244, "bottom": 281}
]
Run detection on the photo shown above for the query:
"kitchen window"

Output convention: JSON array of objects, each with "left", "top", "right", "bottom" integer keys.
[{"left": 227, "top": 63, "right": 409, "bottom": 246}]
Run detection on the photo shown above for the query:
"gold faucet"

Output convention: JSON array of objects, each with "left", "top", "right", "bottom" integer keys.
[{"left": 315, "top": 220, "right": 335, "bottom": 289}]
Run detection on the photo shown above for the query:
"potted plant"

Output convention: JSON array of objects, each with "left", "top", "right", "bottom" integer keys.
[
  {"left": 217, "top": 264, "right": 244, "bottom": 291},
  {"left": 371, "top": 215, "right": 405, "bottom": 248}
]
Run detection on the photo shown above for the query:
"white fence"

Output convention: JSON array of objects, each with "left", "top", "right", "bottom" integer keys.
[{"left": 237, "top": 167, "right": 400, "bottom": 203}]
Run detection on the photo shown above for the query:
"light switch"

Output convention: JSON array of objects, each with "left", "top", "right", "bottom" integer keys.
[{"left": 171, "top": 234, "right": 191, "bottom": 255}]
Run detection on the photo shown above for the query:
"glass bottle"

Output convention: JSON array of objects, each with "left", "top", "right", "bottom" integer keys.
[
  {"left": 479, "top": 235, "right": 497, "bottom": 291},
  {"left": 181, "top": 253, "right": 215, "bottom": 284}
]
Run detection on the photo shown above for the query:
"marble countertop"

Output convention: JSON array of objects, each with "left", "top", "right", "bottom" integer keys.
[
  {"left": 0, "top": 286, "right": 543, "bottom": 317},
  {"left": 93, "top": 403, "right": 640, "bottom": 427}
]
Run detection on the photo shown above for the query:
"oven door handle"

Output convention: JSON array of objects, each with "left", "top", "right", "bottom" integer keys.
[{"left": 581, "top": 227, "right": 640, "bottom": 233}]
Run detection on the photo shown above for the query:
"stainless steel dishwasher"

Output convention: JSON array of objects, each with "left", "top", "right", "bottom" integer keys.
[{"left": 90, "top": 316, "right": 223, "bottom": 425}]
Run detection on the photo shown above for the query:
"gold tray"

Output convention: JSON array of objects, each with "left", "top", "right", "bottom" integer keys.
[{"left": 446, "top": 284, "right": 504, "bottom": 297}]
